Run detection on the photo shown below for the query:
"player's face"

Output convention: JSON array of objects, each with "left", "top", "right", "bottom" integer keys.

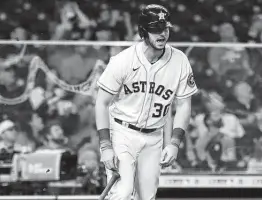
[{"left": 147, "top": 27, "right": 170, "bottom": 50}]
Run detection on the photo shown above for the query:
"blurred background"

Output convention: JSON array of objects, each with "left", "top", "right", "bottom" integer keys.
[
  {"left": 1, "top": 0, "right": 262, "bottom": 197},
  {"left": 1, "top": 0, "right": 262, "bottom": 42}
]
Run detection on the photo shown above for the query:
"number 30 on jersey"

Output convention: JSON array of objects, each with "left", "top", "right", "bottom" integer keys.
[{"left": 152, "top": 103, "right": 171, "bottom": 117}]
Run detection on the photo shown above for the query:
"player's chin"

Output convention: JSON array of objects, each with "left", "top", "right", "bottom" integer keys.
[{"left": 154, "top": 41, "right": 167, "bottom": 50}]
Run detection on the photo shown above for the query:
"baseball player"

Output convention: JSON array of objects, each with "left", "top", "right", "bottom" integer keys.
[{"left": 95, "top": 4, "right": 198, "bottom": 200}]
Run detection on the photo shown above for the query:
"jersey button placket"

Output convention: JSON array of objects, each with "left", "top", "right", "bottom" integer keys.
[
  {"left": 140, "top": 70, "right": 154, "bottom": 126},
  {"left": 146, "top": 72, "right": 155, "bottom": 125},
  {"left": 138, "top": 68, "right": 150, "bottom": 126},
  {"left": 146, "top": 95, "right": 152, "bottom": 114},
  {"left": 144, "top": 73, "right": 154, "bottom": 126},
  {"left": 141, "top": 93, "right": 151, "bottom": 124}
]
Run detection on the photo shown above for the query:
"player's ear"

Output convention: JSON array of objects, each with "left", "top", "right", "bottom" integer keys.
[{"left": 138, "top": 26, "right": 148, "bottom": 39}]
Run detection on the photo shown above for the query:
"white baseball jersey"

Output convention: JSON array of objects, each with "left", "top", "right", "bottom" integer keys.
[{"left": 97, "top": 42, "right": 198, "bottom": 129}]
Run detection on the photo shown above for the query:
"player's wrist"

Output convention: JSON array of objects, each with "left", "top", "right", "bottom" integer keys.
[
  {"left": 170, "top": 128, "right": 185, "bottom": 148},
  {"left": 170, "top": 140, "right": 180, "bottom": 149},
  {"left": 98, "top": 128, "right": 112, "bottom": 151},
  {"left": 100, "top": 140, "right": 113, "bottom": 151},
  {"left": 98, "top": 128, "right": 110, "bottom": 140}
]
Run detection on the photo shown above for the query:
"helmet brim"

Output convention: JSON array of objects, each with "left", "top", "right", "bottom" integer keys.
[{"left": 146, "top": 21, "right": 173, "bottom": 34}]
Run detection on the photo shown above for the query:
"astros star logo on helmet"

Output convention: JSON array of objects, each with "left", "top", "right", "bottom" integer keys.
[{"left": 158, "top": 12, "right": 165, "bottom": 20}]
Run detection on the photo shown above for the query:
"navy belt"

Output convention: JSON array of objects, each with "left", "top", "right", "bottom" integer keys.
[{"left": 114, "top": 118, "right": 157, "bottom": 133}]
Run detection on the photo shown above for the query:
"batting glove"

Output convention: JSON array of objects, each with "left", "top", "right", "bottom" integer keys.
[
  {"left": 100, "top": 141, "right": 119, "bottom": 171},
  {"left": 160, "top": 144, "right": 179, "bottom": 168}
]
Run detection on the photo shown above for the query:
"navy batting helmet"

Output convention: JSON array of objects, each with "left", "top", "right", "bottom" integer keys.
[{"left": 138, "top": 4, "right": 172, "bottom": 38}]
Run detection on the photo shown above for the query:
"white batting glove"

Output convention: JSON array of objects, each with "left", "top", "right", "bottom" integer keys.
[
  {"left": 160, "top": 144, "right": 179, "bottom": 168},
  {"left": 101, "top": 147, "right": 119, "bottom": 171}
]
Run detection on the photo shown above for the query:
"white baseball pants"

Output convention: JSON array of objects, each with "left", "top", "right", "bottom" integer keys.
[{"left": 106, "top": 120, "right": 163, "bottom": 200}]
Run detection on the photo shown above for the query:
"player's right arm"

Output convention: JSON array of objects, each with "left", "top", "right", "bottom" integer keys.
[
  {"left": 95, "top": 88, "right": 118, "bottom": 171},
  {"left": 95, "top": 56, "right": 125, "bottom": 171},
  {"left": 96, "top": 88, "right": 114, "bottom": 132}
]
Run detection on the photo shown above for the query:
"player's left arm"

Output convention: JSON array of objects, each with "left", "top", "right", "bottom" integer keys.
[
  {"left": 172, "top": 96, "right": 191, "bottom": 143},
  {"left": 160, "top": 53, "right": 197, "bottom": 167},
  {"left": 160, "top": 96, "right": 191, "bottom": 167},
  {"left": 163, "top": 105, "right": 173, "bottom": 147}
]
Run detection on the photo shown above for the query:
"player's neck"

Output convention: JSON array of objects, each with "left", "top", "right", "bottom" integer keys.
[{"left": 142, "top": 41, "right": 165, "bottom": 64}]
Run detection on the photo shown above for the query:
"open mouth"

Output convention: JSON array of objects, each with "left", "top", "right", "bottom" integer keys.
[{"left": 156, "top": 38, "right": 165, "bottom": 43}]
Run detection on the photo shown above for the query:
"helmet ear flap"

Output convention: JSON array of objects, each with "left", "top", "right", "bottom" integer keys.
[{"left": 138, "top": 26, "right": 148, "bottom": 39}]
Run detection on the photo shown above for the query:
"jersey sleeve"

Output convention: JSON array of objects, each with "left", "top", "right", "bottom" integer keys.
[
  {"left": 97, "top": 56, "right": 124, "bottom": 95},
  {"left": 175, "top": 55, "right": 198, "bottom": 99}
]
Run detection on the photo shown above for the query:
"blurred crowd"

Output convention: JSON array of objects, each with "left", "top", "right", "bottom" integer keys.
[
  {"left": 1, "top": 0, "right": 262, "bottom": 196},
  {"left": 0, "top": 43, "right": 109, "bottom": 195},
  {"left": 1, "top": 0, "right": 262, "bottom": 42}
]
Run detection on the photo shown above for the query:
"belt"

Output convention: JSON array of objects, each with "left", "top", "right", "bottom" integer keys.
[{"left": 114, "top": 118, "right": 157, "bottom": 133}]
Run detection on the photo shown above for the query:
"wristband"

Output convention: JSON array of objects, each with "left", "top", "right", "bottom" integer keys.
[
  {"left": 98, "top": 128, "right": 110, "bottom": 141},
  {"left": 171, "top": 128, "right": 185, "bottom": 148},
  {"left": 98, "top": 128, "right": 112, "bottom": 151},
  {"left": 172, "top": 128, "right": 185, "bottom": 140}
]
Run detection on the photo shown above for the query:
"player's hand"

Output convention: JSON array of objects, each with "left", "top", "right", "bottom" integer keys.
[
  {"left": 160, "top": 144, "right": 179, "bottom": 168},
  {"left": 101, "top": 148, "right": 119, "bottom": 171}
]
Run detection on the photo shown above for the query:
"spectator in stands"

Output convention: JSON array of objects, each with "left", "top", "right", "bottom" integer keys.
[
  {"left": 194, "top": 91, "right": 242, "bottom": 165},
  {"left": 0, "top": 66, "right": 21, "bottom": 97},
  {"left": 0, "top": 119, "right": 21, "bottom": 190},
  {"left": 56, "top": 98, "right": 79, "bottom": 137},
  {"left": 248, "top": 14, "right": 262, "bottom": 43},
  {"left": 226, "top": 81, "right": 260, "bottom": 131},
  {"left": 207, "top": 23, "right": 253, "bottom": 84},
  {"left": 38, "top": 120, "right": 71, "bottom": 151},
  {"left": 95, "top": 3, "right": 119, "bottom": 41},
  {"left": 77, "top": 145, "right": 100, "bottom": 194},
  {"left": 0, "top": 59, "right": 34, "bottom": 126},
  {"left": 254, "top": 107, "right": 262, "bottom": 136},
  {"left": 94, "top": 24, "right": 119, "bottom": 41},
  {"left": 93, "top": 3, "right": 134, "bottom": 41},
  {"left": 247, "top": 14, "right": 262, "bottom": 100},
  {"left": 52, "top": 1, "right": 95, "bottom": 40},
  {"left": 0, "top": 120, "right": 19, "bottom": 154},
  {"left": 246, "top": 136, "right": 262, "bottom": 174},
  {"left": 47, "top": 44, "right": 103, "bottom": 85},
  {"left": 27, "top": 112, "right": 45, "bottom": 145},
  {"left": 226, "top": 81, "right": 262, "bottom": 167},
  {"left": 236, "top": 107, "right": 262, "bottom": 167},
  {"left": 196, "top": 140, "right": 226, "bottom": 173},
  {"left": 70, "top": 96, "right": 98, "bottom": 152},
  {"left": 122, "top": 11, "right": 134, "bottom": 41},
  {"left": 16, "top": 123, "right": 37, "bottom": 153},
  {"left": 183, "top": 117, "right": 200, "bottom": 168},
  {"left": 0, "top": 0, "right": 260, "bottom": 42},
  {"left": 10, "top": 27, "right": 28, "bottom": 41}
]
